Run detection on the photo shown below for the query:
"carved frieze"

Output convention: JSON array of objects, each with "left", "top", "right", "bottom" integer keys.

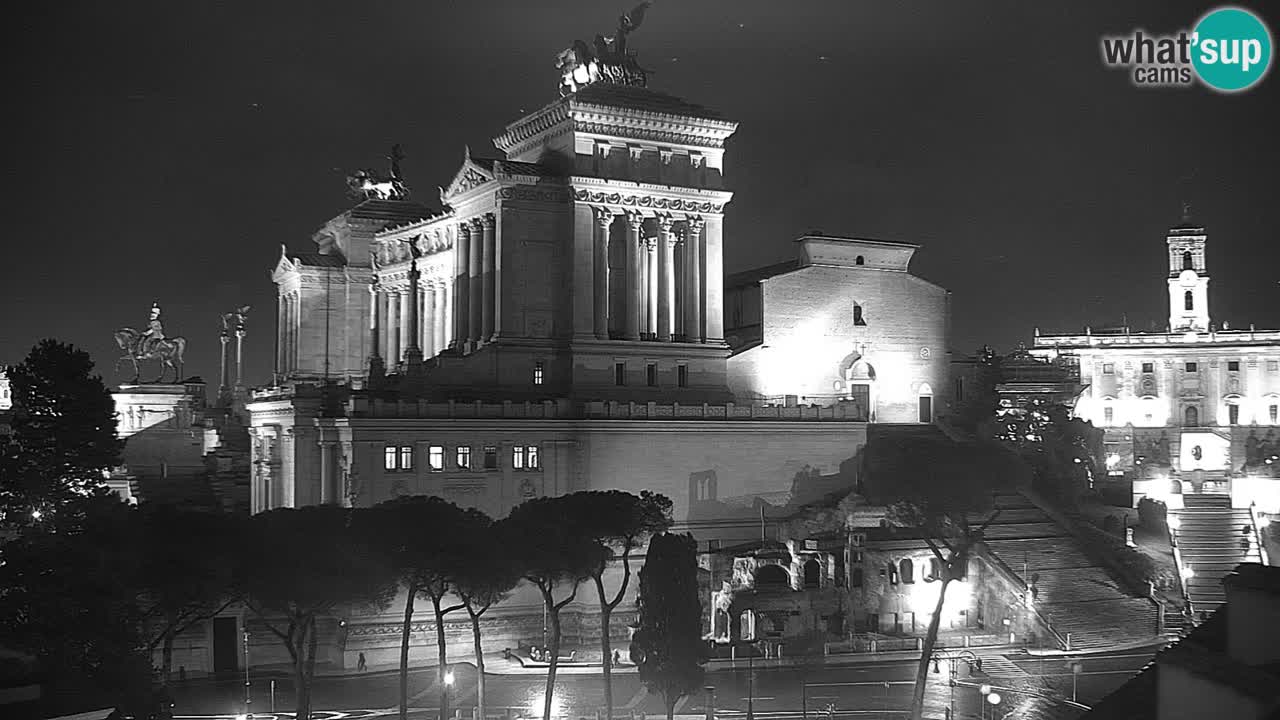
[
  {"left": 572, "top": 189, "right": 723, "bottom": 214},
  {"left": 497, "top": 186, "right": 570, "bottom": 204},
  {"left": 573, "top": 120, "right": 728, "bottom": 149}
]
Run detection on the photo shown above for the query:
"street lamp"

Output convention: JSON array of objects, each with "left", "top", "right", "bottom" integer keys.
[
  {"left": 1068, "top": 660, "right": 1084, "bottom": 703},
  {"left": 242, "top": 629, "right": 252, "bottom": 719}
]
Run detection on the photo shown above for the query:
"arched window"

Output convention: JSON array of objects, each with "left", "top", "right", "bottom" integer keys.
[
  {"left": 899, "top": 558, "right": 915, "bottom": 584},
  {"left": 927, "top": 557, "right": 942, "bottom": 582},
  {"left": 755, "top": 564, "right": 790, "bottom": 590},
  {"left": 855, "top": 255, "right": 865, "bottom": 266},
  {"left": 853, "top": 304, "right": 867, "bottom": 326},
  {"left": 1185, "top": 291, "right": 1194, "bottom": 311},
  {"left": 1183, "top": 251, "right": 1193, "bottom": 271},
  {"left": 1185, "top": 405, "right": 1199, "bottom": 427},
  {"left": 803, "top": 558, "right": 821, "bottom": 588}
]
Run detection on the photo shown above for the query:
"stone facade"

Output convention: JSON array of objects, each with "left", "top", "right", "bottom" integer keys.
[{"left": 725, "top": 235, "right": 950, "bottom": 423}]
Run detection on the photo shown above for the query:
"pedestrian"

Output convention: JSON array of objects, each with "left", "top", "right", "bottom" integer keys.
[{"left": 358, "top": 652, "right": 367, "bottom": 672}]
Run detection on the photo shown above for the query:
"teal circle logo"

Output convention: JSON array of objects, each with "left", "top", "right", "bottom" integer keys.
[{"left": 1192, "top": 7, "right": 1273, "bottom": 92}]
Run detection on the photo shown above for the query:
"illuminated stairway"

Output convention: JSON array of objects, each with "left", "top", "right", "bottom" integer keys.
[{"left": 1170, "top": 493, "right": 1261, "bottom": 619}]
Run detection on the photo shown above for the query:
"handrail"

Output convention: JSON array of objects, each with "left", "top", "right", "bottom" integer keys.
[
  {"left": 977, "top": 547, "right": 1069, "bottom": 650},
  {"left": 1168, "top": 512, "right": 1195, "bottom": 620},
  {"left": 1249, "top": 502, "right": 1270, "bottom": 566}
]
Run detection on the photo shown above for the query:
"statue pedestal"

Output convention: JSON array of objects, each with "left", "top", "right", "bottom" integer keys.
[{"left": 113, "top": 382, "right": 209, "bottom": 488}]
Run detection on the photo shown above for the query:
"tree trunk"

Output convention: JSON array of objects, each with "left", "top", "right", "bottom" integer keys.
[
  {"left": 432, "top": 596, "right": 450, "bottom": 720},
  {"left": 401, "top": 584, "right": 417, "bottom": 720},
  {"left": 542, "top": 588, "right": 561, "bottom": 720},
  {"left": 470, "top": 610, "right": 486, "bottom": 720},
  {"left": 600, "top": 604, "right": 614, "bottom": 720},
  {"left": 161, "top": 629, "right": 175, "bottom": 688},
  {"left": 665, "top": 694, "right": 676, "bottom": 720},
  {"left": 909, "top": 577, "right": 952, "bottom": 720},
  {"left": 293, "top": 619, "right": 312, "bottom": 720},
  {"left": 306, "top": 615, "right": 319, "bottom": 714}
]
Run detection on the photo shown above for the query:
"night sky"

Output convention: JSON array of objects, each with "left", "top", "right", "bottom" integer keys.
[{"left": 5, "top": 1, "right": 1279, "bottom": 389}]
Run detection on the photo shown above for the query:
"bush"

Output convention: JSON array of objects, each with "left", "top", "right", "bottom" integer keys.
[{"left": 1137, "top": 498, "right": 1168, "bottom": 530}]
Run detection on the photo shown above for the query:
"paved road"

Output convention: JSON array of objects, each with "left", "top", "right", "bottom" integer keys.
[{"left": 170, "top": 646, "right": 1159, "bottom": 720}]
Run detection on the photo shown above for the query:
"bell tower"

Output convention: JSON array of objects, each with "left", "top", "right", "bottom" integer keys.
[{"left": 1166, "top": 211, "right": 1209, "bottom": 332}]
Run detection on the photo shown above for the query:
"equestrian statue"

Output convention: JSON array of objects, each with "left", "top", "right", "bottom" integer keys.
[{"left": 115, "top": 301, "right": 188, "bottom": 384}]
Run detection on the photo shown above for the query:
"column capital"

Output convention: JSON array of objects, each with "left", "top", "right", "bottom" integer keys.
[
  {"left": 481, "top": 212, "right": 496, "bottom": 229},
  {"left": 685, "top": 215, "right": 706, "bottom": 233},
  {"left": 657, "top": 214, "right": 677, "bottom": 233},
  {"left": 627, "top": 211, "right": 645, "bottom": 231},
  {"left": 594, "top": 206, "right": 616, "bottom": 229}
]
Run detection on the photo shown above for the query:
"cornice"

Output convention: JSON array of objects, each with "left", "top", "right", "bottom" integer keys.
[
  {"left": 494, "top": 100, "right": 572, "bottom": 154},
  {"left": 570, "top": 177, "right": 732, "bottom": 215}
]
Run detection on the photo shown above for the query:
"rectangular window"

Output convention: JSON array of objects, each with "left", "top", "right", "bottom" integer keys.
[
  {"left": 1102, "top": 363, "right": 1114, "bottom": 375},
  {"left": 1271, "top": 405, "right": 1278, "bottom": 424},
  {"left": 483, "top": 446, "right": 498, "bottom": 470},
  {"left": 646, "top": 363, "right": 657, "bottom": 387},
  {"left": 954, "top": 377, "right": 964, "bottom": 402},
  {"left": 1228, "top": 360, "right": 1241, "bottom": 372},
  {"left": 614, "top": 362, "right": 626, "bottom": 386},
  {"left": 514, "top": 445, "right": 539, "bottom": 470},
  {"left": 398, "top": 446, "right": 413, "bottom": 471},
  {"left": 456, "top": 446, "right": 471, "bottom": 470},
  {"left": 1185, "top": 362, "right": 1198, "bottom": 373},
  {"left": 428, "top": 446, "right": 444, "bottom": 471},
  {"left": 1269, "top": 360, "right": 1279, "bottom": 372},
  {"left": 533, "top": 361, "right": 545, "bottom": 385},
  {"left": 1104, "top": 407, "right": 1114, "bottom": 424},
  {"left": 678, "top": 365, "right": 689, "bottom": 388},
  {"left": 1229, "top": 405, "right": 1240, "bottom": 425},
  {"left": 384, "top": 446, "right": 397, "bottom": 471},
  {"left": 1142, "top": 362, "right": 1154, "bottom": 374}
]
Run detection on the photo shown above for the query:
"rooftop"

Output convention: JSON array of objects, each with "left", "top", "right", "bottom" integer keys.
[{"left": 569, "top": 82, "right": 726, "bottom": 121}]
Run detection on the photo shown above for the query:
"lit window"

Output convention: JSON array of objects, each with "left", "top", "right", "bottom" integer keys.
[
  {"left": 614, "top": 362, "right": 626, "bottom": 386},
  {"left": 1228, "top": 360, "right": 1240, "bottom": 372},
  {"left": 483, "top": 446, "right": 498, "bottom": 469},
  {"left": 1185, "top": 362, "right": 1198, "bottom": 373},
  {"left": 1102, "top": 363, "right": 1114, "bottom": 375},
  {"left": 646, "top": 363, "right": 657, "bottom": 387},
  {"left": 398, "top": 446, "right": 413, "bottom": 471},
  {"left": 428, "top": 446, "right": 444, "bottom": 471},
  {"left": 1104, "top": 407, "right": 1114, "bottom": 425},
  {"left": 513, "top": 446, "right": 525, "bottom": 469},
  {"left": 384, "top": 446, "right": 397, "bottom": 471},
  {"left": 526, "top": 445, "right": 539, "bottom": 469},
  {"left": 456, "top": 446, "right": 471, "bottom": 470},
  {"left": 678, "top": 365, "right": 689, "bottom": 388},
  {"left": 1270, "top": 405, "right": 1278, "bottom": 424},
  {"left": 1142, "top": 362, "right": 1154, "bottom": 374},
  {"left": 533, "top": 361, "right": 545, "bottom": 385}
]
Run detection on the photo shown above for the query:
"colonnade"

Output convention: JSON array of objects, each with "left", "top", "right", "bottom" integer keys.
[
  {"left": 593, "top": 208, "right": 708, "bottom": 342},
  {"left": 370, "top": 277, "right": 456, "bottom": 365},
  {"left": 277, "top": 290, "right": 300, "bottom": 373}
]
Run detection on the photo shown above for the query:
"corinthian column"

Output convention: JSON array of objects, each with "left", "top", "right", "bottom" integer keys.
[
  {"left": 684, "top": 217, "right": 705, "bottom": 343},
  {"left": 593, "top": 208, "right": 613, "bottom": 339},
  {"left": 646, "top": 237, "right": 658, "bottom": 338},
  {"left": 624, "top": 212, "right": 643, "bottom": 341},
  {"left": 453, "top": 223, "right": 470, "bottom": 349},
  {"left": 657, "top": 215, "right": 676, "bottom": 342},
  {"left": 388, "top": 291, "right": 401, "bottom": 363},
  {"left": 481, "top": 213, "right": 496, "bottom": 341},
  {"left": 468, "top": 218, "right": 483, "bottom": 346}
]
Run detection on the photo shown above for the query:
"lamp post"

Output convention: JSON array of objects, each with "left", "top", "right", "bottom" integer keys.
[
  {"left": 442, "top": 666, "right": 455, "bottom": 720},
  {"left": 242, "top": 628, "right": 251, "bottom": 719},
  {"left": 1068, "top": 660, "right": 1084, "bottom": 703}
]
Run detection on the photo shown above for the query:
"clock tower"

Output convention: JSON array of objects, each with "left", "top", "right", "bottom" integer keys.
[{"left": 1166, "top": 216, "right": 1209, "bottom": 332}]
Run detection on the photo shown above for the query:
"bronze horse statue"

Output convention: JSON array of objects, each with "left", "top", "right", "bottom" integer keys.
[{"left": 114, "top": 328, "right": 187, "bottom": 383}]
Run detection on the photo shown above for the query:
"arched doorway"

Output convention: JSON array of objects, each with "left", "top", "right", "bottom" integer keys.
[
  {"left": 917, "top": 382, "right": 934, "bottom": 423},
  {"left": 803, "top": 558, "right": 821, "bottom": 588},
  {"left": 1184, "top": 405, "right": 1199, "bottom": 427},
  {"left": 839, "top": 353, "right": 876, "bottom": 421}
]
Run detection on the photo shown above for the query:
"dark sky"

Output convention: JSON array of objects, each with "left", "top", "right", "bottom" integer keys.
[{"left": 5, "top": 1, "right": 1279, "bottom": 389}]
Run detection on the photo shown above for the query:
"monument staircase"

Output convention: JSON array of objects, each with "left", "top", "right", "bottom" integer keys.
[
  {"left": 1169, "top": 493, "right": 1261, "bottom": 619},
  {"left": 980, "top": 493, "right": 1161, "bottom": 650}
]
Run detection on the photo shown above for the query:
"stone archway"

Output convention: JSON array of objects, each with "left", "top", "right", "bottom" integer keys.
[{"left": 837, "top": 351, "right": 876, "bottom": 421}]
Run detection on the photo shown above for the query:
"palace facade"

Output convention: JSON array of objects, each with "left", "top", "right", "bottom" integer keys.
[{"left": 1031, "top": 218, "right": 1280, "bottom": 511}]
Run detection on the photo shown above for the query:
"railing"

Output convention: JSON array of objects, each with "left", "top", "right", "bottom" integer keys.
[
  {"left": 1249, "top": 502, "right": 1270, "bottom": 566},
  {"left": 581, "top": 400, "right": 869, "bottom": 422},
  {"left": 1168, "top": 513, "right": 1195, "bottom": 620},
  {"left": 349, "top": 397, "right": 571, "bottom": 419}
]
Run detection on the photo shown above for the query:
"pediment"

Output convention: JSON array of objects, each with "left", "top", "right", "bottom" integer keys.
[
  {"left": 272, "top": 245, "right": 298, "bottom": 282},
  {"left": 442, "top": 152, "right": 495, "bottom": 202}
]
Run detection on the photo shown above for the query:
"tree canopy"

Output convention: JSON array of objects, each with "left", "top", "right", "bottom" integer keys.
[
  {"left": 631, "top": 532, "right": 706, "bottom": 720},
  {"left": 0, "top": 340, "right": 121, "bottom": 528}
]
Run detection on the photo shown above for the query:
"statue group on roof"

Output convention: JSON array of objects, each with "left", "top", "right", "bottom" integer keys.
[
  {"left": 347, "top": 144, "right": 410, "bottom": 200},
  {"left": 557, "top": 2, "right": 654, "bottom": 96}
]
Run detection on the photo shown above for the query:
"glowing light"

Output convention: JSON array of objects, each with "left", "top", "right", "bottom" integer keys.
[
  {"left": 987, "top": 693, "right": 1002, "bottom": 706},
  {"left": 1106, "top": 453, "right": 1120, "bottom": 469},
  {"left": 1183, "top": 566, "right": 1195, "bottom": 579},
  {"left": 30, "top": 510, "right": 41, "bottom": 520},
  {"left": 444, "top": 670, "right": 455, "bottom": 686},
  {"left": 235, "top": 714, "right": 248, "bottom": 720},
  {"left": 530, "top": 692, "right": 564, "bottom": 718},
  {"left": 979, "top": 684, "right": 992, "bottom": 696},
  {"left": 1167, "top": 515, "right": 1181, "bottom": 530}
]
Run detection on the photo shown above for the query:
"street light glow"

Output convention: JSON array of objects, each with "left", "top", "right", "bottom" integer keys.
[
  {"left": 987, "top": 692, "right": 1001, "bottom": 705},
  {"left": 444, "top": 670, "right": 455, "bottom": 686}
]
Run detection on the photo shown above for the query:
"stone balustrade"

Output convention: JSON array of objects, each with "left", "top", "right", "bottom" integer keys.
[{"left": 580, "top": 400, "right": 868, "bottom": 421}]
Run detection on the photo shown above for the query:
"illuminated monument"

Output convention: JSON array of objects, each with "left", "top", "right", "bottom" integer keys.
[
  {"left": 246, "top": 6, "right": 960, "bottom": 670},
  {"left": 1032, "top": 213, "right": 1280, "bottom": 511}
]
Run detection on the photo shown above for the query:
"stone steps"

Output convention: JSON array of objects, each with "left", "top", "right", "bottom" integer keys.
[{"left": 1170, "top": 500, "right": 1263, "bottom": 621}]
